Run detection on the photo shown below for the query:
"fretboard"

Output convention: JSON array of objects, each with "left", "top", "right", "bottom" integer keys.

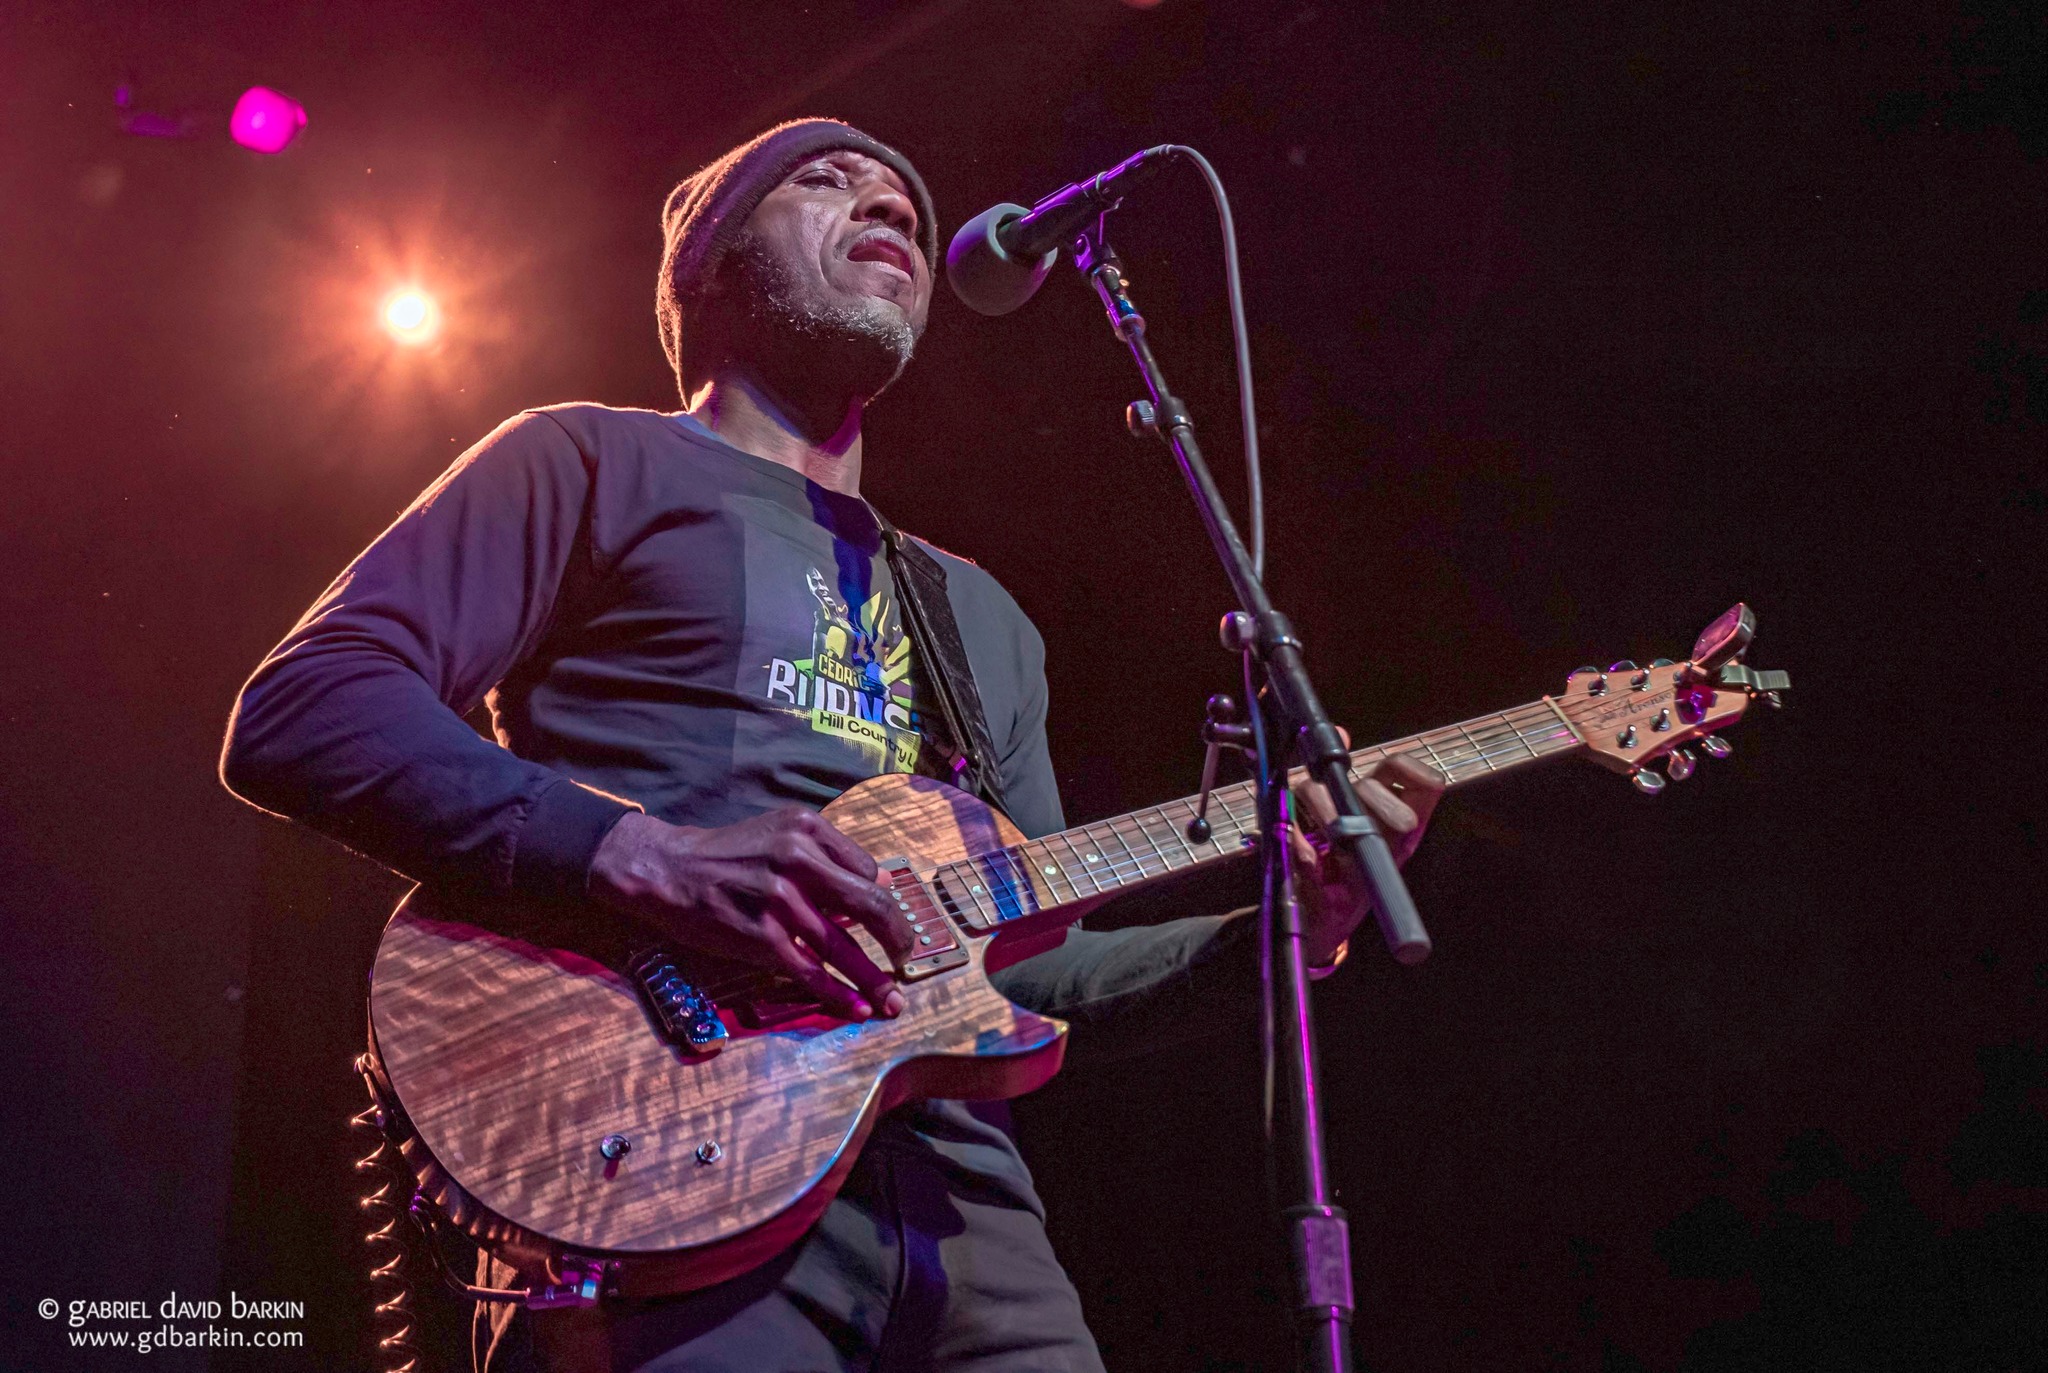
[{"left": 920, "top": 697, "right": 1584, "bottom": 930}]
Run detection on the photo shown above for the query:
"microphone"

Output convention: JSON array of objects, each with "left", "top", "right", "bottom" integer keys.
[{"left": 946, "top": 146, "right": 1178, "bottom": 316}]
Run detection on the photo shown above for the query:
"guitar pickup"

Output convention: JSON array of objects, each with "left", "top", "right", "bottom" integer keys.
[
  {"left": 878, "top": 859, "right": 970, "bottom": 981},
  {"left": 628, "top": 948, "right": 729, "bottom": 1055}
]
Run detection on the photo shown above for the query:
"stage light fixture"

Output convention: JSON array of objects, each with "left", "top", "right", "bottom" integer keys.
[
  {"left": 382, "top": 289, "right": 440, "bottom": 346},
  {"left": 229, "top": 87, "right": 306, "bottom": 153}
]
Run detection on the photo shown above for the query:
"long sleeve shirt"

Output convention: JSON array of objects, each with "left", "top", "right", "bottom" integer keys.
[{"left": 221, "top": 403, "right": 1253, "bottom": 1211}]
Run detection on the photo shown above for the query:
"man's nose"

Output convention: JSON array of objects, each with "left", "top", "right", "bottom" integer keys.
[{"left": 854, "top": 178, "right": 918, "bottom": 244}]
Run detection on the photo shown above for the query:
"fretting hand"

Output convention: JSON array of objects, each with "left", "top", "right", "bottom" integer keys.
[
  {"left": 588, "top": 807, "right": 913, "bottom": 1021},
  {"left": 1290, "top": 741, "right": 1446, "bottom": 970}
]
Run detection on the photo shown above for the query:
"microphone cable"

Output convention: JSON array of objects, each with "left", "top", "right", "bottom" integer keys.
[{"left": 1159, "top": 145, "right": 1265, "bottom": 578}]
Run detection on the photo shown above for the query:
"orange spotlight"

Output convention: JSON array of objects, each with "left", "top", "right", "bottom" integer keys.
[{"left": 381, "top": 289, "right": 439, "bottom": 346}]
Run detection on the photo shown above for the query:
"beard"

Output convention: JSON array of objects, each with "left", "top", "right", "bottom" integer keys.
[{"left": 707, "top": 231, "right": 922, "bottom": 401}]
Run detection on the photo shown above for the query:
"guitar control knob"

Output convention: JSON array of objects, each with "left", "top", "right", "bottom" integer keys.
[
  {"left": 1631, "top": 769, "right": 1666, "bottom": 796},
  {"left": 1667, "top": 749, "right": 1697, "bottom": 781},
  {"left": 1700, "top": 736, "right": 1733, "bottom": 760}
]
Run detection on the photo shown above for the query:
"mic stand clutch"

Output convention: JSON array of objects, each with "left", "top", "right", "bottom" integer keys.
[{"left": 1067, "top": 220, "right": 1431, "bottom": 1373}]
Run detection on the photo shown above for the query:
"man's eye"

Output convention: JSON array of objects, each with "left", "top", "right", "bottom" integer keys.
[{"left": 799, "top": 170, "right": 845, "bottom": 188}]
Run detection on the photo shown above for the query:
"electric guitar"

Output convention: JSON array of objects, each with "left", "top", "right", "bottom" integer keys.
[{"left": 362, "top": 603, "right": 1789, "bottom": 1303}]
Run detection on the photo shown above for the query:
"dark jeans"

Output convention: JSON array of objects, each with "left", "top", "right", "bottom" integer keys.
[{"left": 480, "top": 1142, "right": 1104, "bottom": 1373}]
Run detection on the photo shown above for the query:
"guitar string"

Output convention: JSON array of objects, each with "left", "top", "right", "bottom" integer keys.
[
  {"left": 947, "top": 714, "right": 1575, "bottom": 898},
  {"left": 673, "top": 704, "right": 1601, "bottom": 1002},
  {"left": 921, "top": 709, "right": 1583, "bottom": 905}
]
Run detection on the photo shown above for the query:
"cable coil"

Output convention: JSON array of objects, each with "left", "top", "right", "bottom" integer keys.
[{"left": 352, "top": 1054, "right": 422, "bottom": 1373}]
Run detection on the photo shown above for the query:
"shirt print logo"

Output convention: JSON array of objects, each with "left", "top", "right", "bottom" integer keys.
[{"left": 762, "top": 568, "right": 924, "bottom": 774}]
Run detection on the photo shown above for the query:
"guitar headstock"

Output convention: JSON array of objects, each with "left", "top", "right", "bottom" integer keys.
[{"left": 1553, "top": 602, "right": 1789, "bottom": 794}]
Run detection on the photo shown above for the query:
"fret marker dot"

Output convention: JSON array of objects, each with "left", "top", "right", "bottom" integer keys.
[
  {"left": 1086, "top": 854, "right": 1098, "bottom": 863},
  {"left": 1044, "top": 865, "right": 1056, "bottom": 875}
]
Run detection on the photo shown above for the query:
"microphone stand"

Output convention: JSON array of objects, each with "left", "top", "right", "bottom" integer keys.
[{"left": 1065, "top": 220, "right": 1431, "bottom": 1373}]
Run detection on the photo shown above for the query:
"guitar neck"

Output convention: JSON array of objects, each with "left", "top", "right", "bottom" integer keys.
[{"left": 925, "top": 696, "right": 1586, "bottom": 924}]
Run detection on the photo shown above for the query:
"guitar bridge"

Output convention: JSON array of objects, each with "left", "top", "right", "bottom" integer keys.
[{"left": 628, "top": 948, "right": 729, "bottom": 1055}]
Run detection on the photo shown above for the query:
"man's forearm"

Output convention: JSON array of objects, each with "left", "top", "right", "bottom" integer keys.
[
  {"left": 988, "top": 910, "right": 1260, "bottom": 1070},
  {"left": 222, "top": 647, "right": 635, "bottom": 898}
]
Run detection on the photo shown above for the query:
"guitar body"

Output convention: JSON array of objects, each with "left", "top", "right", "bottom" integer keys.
[{"left": 365, "top": 773, "right": 1071, "bottom": 1300}]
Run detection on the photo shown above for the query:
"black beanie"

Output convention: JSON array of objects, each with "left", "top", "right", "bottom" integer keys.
[{"left": 656, "top": 118, "right": 937, "bottom": 395}]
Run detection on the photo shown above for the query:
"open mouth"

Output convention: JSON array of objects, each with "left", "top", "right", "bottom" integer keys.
[{"left": 847, "top": 231, "right": 916, "bottom": 280}]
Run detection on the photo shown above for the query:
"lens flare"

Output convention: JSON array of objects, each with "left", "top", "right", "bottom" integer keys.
[{"left": 381, "top": 289, "right": 439, "bottom": 346}]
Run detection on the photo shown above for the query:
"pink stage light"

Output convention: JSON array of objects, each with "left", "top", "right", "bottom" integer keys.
[{"left": 229, "top": 87, "right": 306, "bottom": 154}]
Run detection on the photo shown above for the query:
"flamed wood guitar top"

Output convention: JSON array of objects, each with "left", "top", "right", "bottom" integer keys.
[{"left": 367, "top": 773, "right": 1076, "bottom": 1298}]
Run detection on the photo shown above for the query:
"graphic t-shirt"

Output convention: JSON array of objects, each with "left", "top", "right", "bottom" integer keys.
[{"left": 468, "top": 405, "right": 1063, "bottom": 847}]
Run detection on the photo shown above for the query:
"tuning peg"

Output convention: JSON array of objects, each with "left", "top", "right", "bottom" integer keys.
[
  {"left": 1700, "top": 736, "right": 1733, "bottom": 760},
  {"left": 1666, "top": 748, "right": 1697, "bottom": 781},
  {"left": 1651, "top": 657, "right": 1675, "bottom": 668},
  {"left": 1608, "top": 659, "right": 1638, "bottom": 672},
  {"left": 1631, "top": 769, "right": 1666, "bottom": 796}
]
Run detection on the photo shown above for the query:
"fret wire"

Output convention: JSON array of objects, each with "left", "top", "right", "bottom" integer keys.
[
  {"left": 964, "top": 853, "right": 1003, "bottom": 923},
  {"left": 1414, "top": 733, "right": 1455, "bottom": 777},
  {"left": 959, "top": 852, "right": 1012, "bottom": 924},
  {"left": 1023, "top": 839, "right": 1078, "bottom": 905},
  {"left": 1089, "top": 817, "right": 1153, "bottom": 888},
  {"left": 1427, "top": 729, "right": 1483, "bottom": 770},
  {"left": 1103, "top": 814, "right": 1157, "bottom": 881},
  {"left": 999, "top": 846, "right": 1042, "bottom": 920},
  {"left": 1096, "top": 820, "right": 1150, "bottom": 888},
  {"left": 1161, "top": 803, "right": 1209, "bottom": 863},
  {"left": 1463, "top": 731, "right": 1539, "bottom": 768},
  {"left": 1210, "top": 784, "right": 1257, "bottom": 839},
  {"left": 1141, "top": 812, "right": 1182, "bottom": 877},
  {"left": 1053, "top": 829, "right": 1104, "bottom": 896},
  {"left": 923, "top": 697, "right": 1605, "bottom": 927},
  {"left": 1457, "top": 731, "right": 1550, "bottom": 772},
  {"left": 1490, "top": 717, "right": 1540, "bottom": 758},
  {"left": 961, "top": 862, "right": 1001, "bottom": 923},
  {"left": 1105, "top": 819, "right": 1155, "bottom": 881},
  {"left": 1134, "top": 810, "right": 1178, "bottom": 873},
  {"left": 1453, "top": 720, "right": 1498, "bottom": 772},
  {"left": 971, "top": 848, "right": 1009, "bottom": 922},
  {"left": 1071, "top": 823, "right": 1117, "bottom": 891},
  {"left": 1144, "top": 807, "right": 1195, "bottom": 869},
  {"left": 1501, "top": 710, "right": 1543, "bottom": 759},
  {"left": 937, "top": 861, "right": 998, "bottom": 926}
]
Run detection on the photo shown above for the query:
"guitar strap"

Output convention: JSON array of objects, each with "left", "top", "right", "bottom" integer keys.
[{"left": 869, "top": 507, "right": 1011, "bottom": 813}]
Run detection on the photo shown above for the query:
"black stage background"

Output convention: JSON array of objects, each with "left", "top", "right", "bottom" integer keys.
[{"left": 3, "top": 1, "right": 2044, "bottom": 1369}]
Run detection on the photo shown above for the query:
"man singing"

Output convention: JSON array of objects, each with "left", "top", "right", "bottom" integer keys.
[{"left": 222, "top": 119, "right": 1440, "bottom": 1373}]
